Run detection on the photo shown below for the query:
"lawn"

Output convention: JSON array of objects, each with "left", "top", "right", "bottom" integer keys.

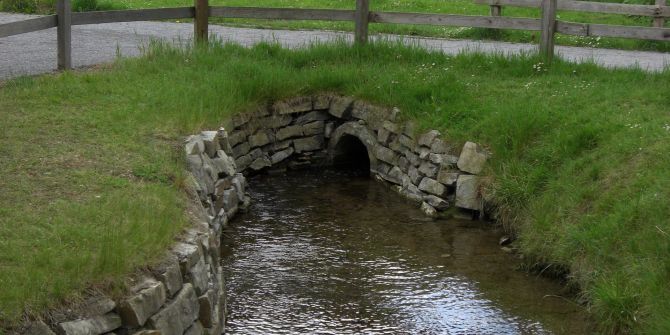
[
  {"left": 2, "top": 0, "right": 669, "bottom": 51},
  {"left": 0, "top": 41, "right": 669, "bottom": 334}
]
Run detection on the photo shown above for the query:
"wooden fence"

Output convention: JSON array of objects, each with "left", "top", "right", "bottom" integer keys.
[{"left": 0, "top": 0, "right": 668, "bottom": 69}]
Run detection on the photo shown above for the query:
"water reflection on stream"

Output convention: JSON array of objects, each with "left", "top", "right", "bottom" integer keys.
[{"left": 222, "top": 170, "right": 590, "bottom": 334}]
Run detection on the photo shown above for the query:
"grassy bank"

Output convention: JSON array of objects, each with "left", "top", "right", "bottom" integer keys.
[
  {"left": 2, "top": 0, "right": 669, "bottom": 51},
  {"left": 1, "top": 41, "right": 669, "bottom": 333}
]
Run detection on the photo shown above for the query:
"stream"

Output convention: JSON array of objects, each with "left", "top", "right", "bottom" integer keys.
[{"left": 221, "top": 169, "right": 590, "bottom": 334}]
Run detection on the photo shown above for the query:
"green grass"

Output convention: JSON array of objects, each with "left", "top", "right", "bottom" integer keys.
[
  {"left": 1, "top": 41, "right": 669, "bottom": 333},
  {"left": 2, "top": 0, "right": 669, "bottom": 51}
]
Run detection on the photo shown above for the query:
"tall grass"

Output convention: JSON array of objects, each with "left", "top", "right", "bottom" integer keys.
[{"left": 0, "top": 40, "right": 668, "bottom": 333}]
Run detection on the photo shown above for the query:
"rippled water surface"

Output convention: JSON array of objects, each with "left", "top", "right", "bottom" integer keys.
[{"left": 222, "top": 170, "right": 590, "bottom": 334}]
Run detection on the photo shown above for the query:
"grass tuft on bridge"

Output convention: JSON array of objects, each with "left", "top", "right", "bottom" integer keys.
[{"left": 0, "top": 40, "right": 669, "bottom": 333}]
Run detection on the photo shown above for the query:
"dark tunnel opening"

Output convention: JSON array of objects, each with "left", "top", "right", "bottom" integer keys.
[{"left": 331, "top": 135, "right": 371, "bottom": 176}]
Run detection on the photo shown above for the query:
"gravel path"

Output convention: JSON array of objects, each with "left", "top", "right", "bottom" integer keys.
[{"left": 1, "top": 12, "right": 668, "bottom": 80}]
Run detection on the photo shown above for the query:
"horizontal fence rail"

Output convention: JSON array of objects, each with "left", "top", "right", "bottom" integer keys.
[
  {"left": 209, "top": 7, "right": 356, "bottom": 21},
  {"left": 474, "top": 0, "right": 670, "bottom": 17},
  {"left": 0, "top": 15, "right": 57, "bottom": 38},
  {"left": 558, "top": 21, "right": 670, "bottom": 40},
  {"left": 0, "top": 0, "right": 669, "bottom": 71},
  {"left": 369, "top": 12, "right": 542, "bottom": 30},
  {"left": 71, "top": 7, "right": 194, "bottom": 25}
]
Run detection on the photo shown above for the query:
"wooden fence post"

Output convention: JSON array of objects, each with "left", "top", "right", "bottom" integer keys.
[
  {"left": 654, "top": 0, "right": 666, "bottom": 28},
  {"left": 540, "top": 0, "right": 557, "bottom": 63},
  {"left": 195, "top": 0, "right": 209, "bottom": 43},
  {"left": 355, "top": 0, "right": 370, "bottom": 45},
  {"left": 490, "top": 0, "right": 502, "bottom": 17},
  {"left": 56, "top": 0, "right": 71, "bottom": 70}
]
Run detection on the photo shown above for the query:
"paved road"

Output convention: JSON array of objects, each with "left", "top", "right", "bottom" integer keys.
[{"left": 1, "top": 12, "right": 669, "bottom": 80}]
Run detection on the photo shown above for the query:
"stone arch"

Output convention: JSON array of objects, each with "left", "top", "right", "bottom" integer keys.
[{"left": 328, "top": 122, "right": 379, "bottom": 173}]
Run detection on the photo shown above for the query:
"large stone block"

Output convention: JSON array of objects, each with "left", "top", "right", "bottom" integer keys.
[
  {"left": 405, "top": 150, "right": 420, "bottom": 167},
  {"left": 198, "top": 290, "right": 217, "bottom": 328},
  {"left": 375, "top": 146, "right": 398, "bottom": 165},
  {"left": 231, "top": 174, "right": 246, "bottom": 202},
  {"left": 382, "top": 120, "right": 400, "bottom": 134},
  {"left": 296, "top": 111, "right": 330, "bottom": 124},
  {"left": 418, "top": 161, "right": 439, "bottom": 179},
  {"left": 184, "top": 137, "right": 205, "bottom": 156},
  {"left": 329, "top": 96, "right": 353, "bottom": 118},
  {"left": 216, "top": 128, "right": 234, "bottom": 156},
  {"left": 211, "top": 151, "right": 236, "bottom": 178},
  {"left": 430, "top": 138, "right": 451, "bottom": 154},
  {"left": 388, "top": 167, "right": 404, "bottom": 185},
  {"left": 437, "top": 170, "right": 459, "bottom": 187},
  {"left": 271, "top": 147, "right": 294, "bottom": 165},
  {"left": 418, "top": 130, "right": 441, "bottom": 147},
  {"left": 186, "top": 155, "right": 214, "bottom": 195},
  {"left": 118, "top": 279, "right": 167, "bottom": 327},
  {"left": 417, "top": 147, "right": 431, "bottom": 160},
  {"left": 172, "top": 243, "right": 203, "bottom": 276},
  {"left": 408, "top": 166, "right": 423, "bottom": 185},
  {"left": 302, "top": 121, "right": 325, "bottom": 136},
  {"left": 276, "top": 125, "right": 303, "bottom": 141},
  {"left": 248, "top": 148, "right": 263, "bottom": 161},
  {"left": 249, "top": 156, "right": 271, "bottom": 171},
  {"left": 418, "top": 177, "right": 447, "bottom": 197},
  {"left": 200, "top": 131, "right": 220, "bottom": 158},
  {"left": 222, "top": 188, "right": 239, "bottom": 213},
  {"left": 230, "top": 113, "right": 251, "bottom": 128},
  {"left": 187, "top": 259, "right": 209, "bottom": 296},
  {"left": 377, "top": 128, "right": 392, "bottom": 145},
  {"left": 398, "top": 135, "right": 415, "bottom": 151},
  {"left": 79, "top": 296, "right": 116, "bottom": 317},
  {"left": 456, "top": 175, "right": 482, "bottom": 211},
  {"left": 257, "top": 115, "right": 293, "bottom": 129},
  {"left": 234, "top": 154, "right": 252, "bottom": 172},
  {"left": 400, "top": 183, "right": 424, "bottom": 202},
  {"left": 57, "top": 314, "right": 121, "bottom": 335},
  {"left": 273, "top": 96, "right": 313, "bottom": 115},
  {"left": 227, "top": 131, "right": 247, "bottom": 148},
  {"left": 397, "top": 156, "right": 410, "bottom": 173},
  {"left": 389, "top": 138, "right": 404, "bottom": 153},
  {"left": 313, "top": 94, "right": 334, "bottom": 110},
  {"left": 148, "top": 284, "right": 199, "bottom": 335},
  {"left": 155, "top": 257, "right": 183, "bottom": 298},
  {"left": 231, "top": 142, "right": 250, "bottom": 159},
  {"left": 293, "top": 136, "right": 324, "bottom": 153},
  {"left": 457, "top": 142, "right": 488, "bottom": 175},
  {"left": 248, "top": 132, "right": 271, "bottom": 148},
  {"left": 351, "top": 101, "right": 386, "bottom": 130},
  {"left": 423, "top": 195, "right": 449, "bottom": 211}
]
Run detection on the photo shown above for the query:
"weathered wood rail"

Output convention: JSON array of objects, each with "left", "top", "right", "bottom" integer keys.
[{"left": 0, "top": 0, "right": 668, "bottom": 69}]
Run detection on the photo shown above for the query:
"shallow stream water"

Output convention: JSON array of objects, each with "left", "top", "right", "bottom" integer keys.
[{"left": 221, "top": 170, "right": 590, "bottom": 334}]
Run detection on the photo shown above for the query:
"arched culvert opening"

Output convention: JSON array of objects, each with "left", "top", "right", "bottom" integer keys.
[
  {"left": 331, "top": 134, "right": 371, "bottom": 174},
  {"left": 328, "top": 122, "right": 379, "bottom": 176}
]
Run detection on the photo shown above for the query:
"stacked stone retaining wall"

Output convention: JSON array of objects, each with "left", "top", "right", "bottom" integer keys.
[{"left": 222, "top": 94, "right": 490, "bottom": 217}]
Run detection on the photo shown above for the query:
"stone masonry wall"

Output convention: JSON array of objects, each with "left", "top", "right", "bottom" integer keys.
[
  {"left": 18, "top": 135, "right": 245, "bottom": 335},
  {"left": 18, "top": 93, "right": 489, "bottom": 335},
  {"left": 221, "top": 93, "right": 490, "bottom": 218}
]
